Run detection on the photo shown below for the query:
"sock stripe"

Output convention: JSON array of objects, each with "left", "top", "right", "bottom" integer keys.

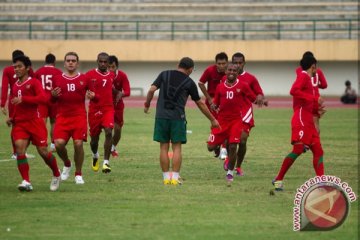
[
  {"left": 286, "top": 152, "right": 299, "bottom": 160},
  {"left": 317, "top": 156, "right": 323, "bottom": 166},
  {"left": 17, "top": 158, "right": 28, "bottom": 165}
]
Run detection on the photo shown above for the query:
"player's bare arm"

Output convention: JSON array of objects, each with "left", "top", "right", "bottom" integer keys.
[
  {"left": 198, "top": 82, "right": 214, "bottom": 105},
  {"left": 195, "top": 100, "right": 220, "bottom": 129},
  {"left": 144, "top": 85, "right": 157, "bottom": 114}
]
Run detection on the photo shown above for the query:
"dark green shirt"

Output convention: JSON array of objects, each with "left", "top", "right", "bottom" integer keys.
[{"left": 152, "top": 70, "right": 200, "bottom": 120}]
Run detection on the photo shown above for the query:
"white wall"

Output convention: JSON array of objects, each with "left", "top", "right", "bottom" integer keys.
[{"left": 1, "top": 61, "right": 358, "bottom": 96}]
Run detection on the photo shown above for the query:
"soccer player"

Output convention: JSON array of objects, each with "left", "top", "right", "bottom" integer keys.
[
  {"left": 1, "top": 50, "right": 35, "bottom": 159},
  {"left": 35, "top": 53, "right": 62, "bottom": 152},
  {"left": 273, "top": 55, "right": 325, "bottom": 191},
  {"left": 144, "top": 57, "right": 219, "bottom": 185},
  {"left": 198, "top": 52, "right": 228, "bottom": 159},
  {"left": 207, "top": 63, "right": 256, "bottom": 185},
  {"left": 295, "top": 51, "right": 327, "bottom": 133},
  {"left": 85, "top": 52, "right": 115, "bottom": 173},
  {"left": 230, "top": 52, "right": 268, "bottom": 176},
  {"left": 108, "top": 55, "right": 131, "bottom": 158},
  {"left": 7, "top": 55, "right": 61, "bottom": 192},
  {"left": 51, "top": 52, "right": 92, "bottom": 184}
]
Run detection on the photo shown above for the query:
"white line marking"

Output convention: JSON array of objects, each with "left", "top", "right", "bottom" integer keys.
[{"left": 0, "top": 159, "right": 15, "bottom": 162}]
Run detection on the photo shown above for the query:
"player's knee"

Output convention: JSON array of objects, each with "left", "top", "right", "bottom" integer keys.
[
  {"left": 55, "top": 140, "right": 65, "bottom": 148},
  {"left": 37, "top": 147, "right": 48, "bottom": 159},
  {"left": 207, "top": 144, "right": 216, "bottom": 152},
  {"left": 73, "top": 141, "right": 83, "bottom": 149},
  {"left": 293, "top": 144, "right": 305, "bottom": 155}
]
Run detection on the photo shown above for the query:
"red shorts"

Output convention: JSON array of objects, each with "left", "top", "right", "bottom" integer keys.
[
  {"left": 88, "top": 109, "right": 114, "bottom": 137},
  {"left": 242, "top": 122, "right": 253, "bottom": 135},
  {"left": 12, "top": 118, "right": 48, "bottom": 147},
  {"left": 114, "top": 102, "right": 124, "bottom": 127},
  {"left": 38, "top": 102, "right": 57, "bottom": 119},
  {"left": 291, "top": 124, "right": 320, "bottom": 146},
  {"left": 208, "top": 118, "right": 243, "bottom": 145},
  {"left": 54, "top": 115, "right": 87, "bottom": 142}
]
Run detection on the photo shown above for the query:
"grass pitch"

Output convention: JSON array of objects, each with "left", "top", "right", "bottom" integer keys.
[{"left": 0, "top": 106, "right": 358, "bottom": 240}]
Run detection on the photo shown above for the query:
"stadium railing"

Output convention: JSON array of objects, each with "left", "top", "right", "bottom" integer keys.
[{"left": 0, "top": 19, "right": 358, "bottom": 40}]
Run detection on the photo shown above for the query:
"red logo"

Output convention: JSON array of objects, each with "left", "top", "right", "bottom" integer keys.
[{"left": 301, "top": 184, "right": 349, "bottom": 231}]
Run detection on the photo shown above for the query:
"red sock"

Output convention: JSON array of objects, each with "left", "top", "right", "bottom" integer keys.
[
  {"left": 17, "top": 154, "right": 30, "bottom": 182},
  {"left": 311, "top": 143, "right": 324, "bottom": 176},
  {"left": 64, "top": 159, "right": 71, "bottom": 167},
  {"left": 75, "top": 171, "right": 82, "bottom": 176},
  {"left": 44, "top": 152, "right": 60, "bottom": 177},
  {"left": 275, "top": 144, "right": 304, "bottom": 180}
]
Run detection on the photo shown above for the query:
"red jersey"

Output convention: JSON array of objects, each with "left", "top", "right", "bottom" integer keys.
[
  {"left": 1, "top": 65, "right": 34, "bottom": 108},
  {"left": 295, "top": 66, "right": 327, "bottom": 97},
  {"left": 85, "top": 69, "right": 115, "bottom": 112},
  {"left": 222, "top": 71, "right": 264, "bottom": 127},
  {"left": 199, "top": 64, "right": 225, "bottom": 97},
  {"left": 290, "top": 71, "right": 318, "bottom": 124},
  {"left": 11, "top": 77, "right": 46, "bottom": 122},
  {"left": 112, "top": 69, "right": 131, "bottom": 107},
  {"left": 52, "top": 73, "right": 89, "bottom": 117},
  {"left": 213, "top": 79, "right": 256, "bottom": 121},
  {"left": 34, "top": 65, "right": 62, "bottom": 99}
]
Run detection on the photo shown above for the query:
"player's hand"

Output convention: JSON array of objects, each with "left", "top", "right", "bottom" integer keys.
[
  {"left": 318, "top": 97, "right": 324, "bottom": 105},
  {"left": 255, "top": 95, "right": 265, "bottom": 107},
  {"left": 115, "top": 92, "right": 123, "bottom": 105},
  {"left": 144, "top": 107, "right": 150, "bottom": 114},
  {"left": 86, "top": 90, "right": 95, "bottom": 100},
  {"left": 6, "top": 118, "right": 13, "bottom": 127},
  {"left": 51, "top": 87, "right": 62, "bottom": 97},
  {"left": 11, "top": 97, "right": 22, "bottom": 105},
  {"left": 263, "top": 98, "right": 269, "bottom": 107},
  {"left": 144, "top": 101, "right": 151, "bottom": 114},
  {"left": 210, "top": 103, "right": 218, "bottom": 112},
  {"left": 318, "top": 104, "right": 326, "bottom": 117},
  {"left": 1, "top": 107, "right": 7, "bottom": 115},
  {"left": 210, "top": 119, "right": 220, "bottom": 129}
]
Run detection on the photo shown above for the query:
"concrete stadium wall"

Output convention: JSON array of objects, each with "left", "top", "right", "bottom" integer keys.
[
  {"left": 0, "top": 40, "right": 358, "bottom": 96},
  {"left": 0, "top": 40, "right": 357, "bottom": 62}
]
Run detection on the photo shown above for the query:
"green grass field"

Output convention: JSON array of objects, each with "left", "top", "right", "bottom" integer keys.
[{"left": 0, "top": 106, "right": 358, "bottom": 240}]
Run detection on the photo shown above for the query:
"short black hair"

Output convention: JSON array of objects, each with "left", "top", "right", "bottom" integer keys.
[
  {"left": 300, "top": 56, "right": 317, "bottom": 70},
  {"left": 232, "top": 52, "right": 245, "bottom": 62},
  {"left": 179, "top": 57, "right": 194, "bottom": 69},
  {"left": 108, "top": 55, "right": 119, "bottom": 67},
  {"left": 97, "top": 52, "right": 109, "bottom": 60},
  {"left": 12, "top": 49, "right": 24, "bottom": 63},
  {"left": 13, "top": 55, "right": 32, "bottom": 68},
  {"left": 302, "top": 51, "right": 314, "bottom": 58},
  {"left": 215, "top": 52, "right": 228, "bottom": 62},
  {"left": 45, "top": 53, "right": 56, "bottom": 64},
  {"left": 345, "top": 80, "right": 351, "bottom": 86}
]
